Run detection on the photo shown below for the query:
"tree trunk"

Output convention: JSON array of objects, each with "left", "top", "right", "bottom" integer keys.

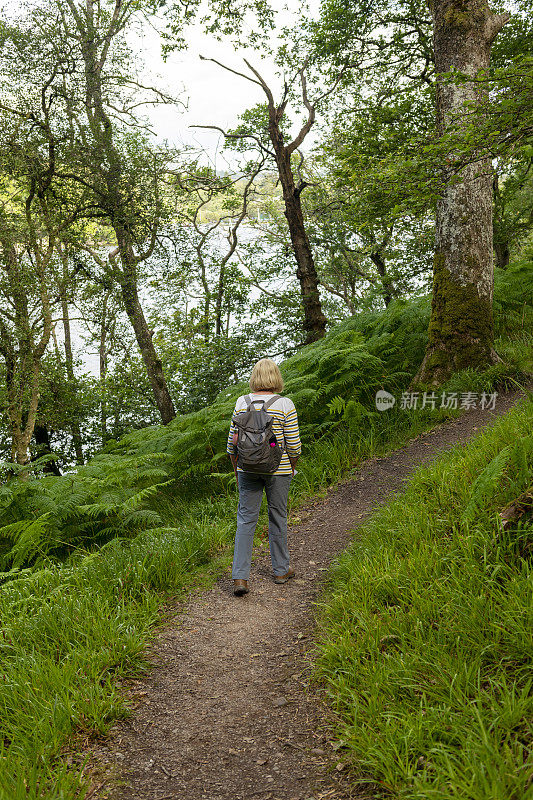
[
  {"left": 414, "top": 0, "right": 508, "bottom": 386},
  {"left": 492, "top": 171, "right": 511, "bottom": 270},
  {"left": 61, "top": 288, "right": 84, "bottom": 463},
  {"left": 111, "top": 237, "right": 176, "bottom": 426},
  {"left": 9, "top": 359, "right": 43, "bottom": 473},
  {"left": 369, "top": 250, "right": 396, "bottom": 307},
  {"left": 33, "top": 424, "right": 62, "bottom": 475},
  {"left": 215, "top": 263, "right": 225, "bottom": 337},
  {"left": 494, "top": 237, "right": 510, "bottom": 270},
  {"left": 0, "top": 238, "right": 52, "bottom": 475},
  {"left": 119, "top": 258, "right": 176, "bottom": 424},
  {"left": 272, "top": 144, "right": 327, "bottom": 343},
  {"left": 99, "top": 292, "right": 109, "bottom": 446}
]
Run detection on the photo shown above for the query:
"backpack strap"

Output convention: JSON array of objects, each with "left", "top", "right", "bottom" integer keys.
[
  {"left": 261, "top": 394, "right": 280, "bottom": 411},
  {"left": 245, "top": 394, "right": 280, "bottom": 411}
]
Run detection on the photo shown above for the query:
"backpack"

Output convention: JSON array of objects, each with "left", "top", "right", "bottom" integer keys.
[{"left": 232, "top": 395, "right": 283, "bottom": 473}]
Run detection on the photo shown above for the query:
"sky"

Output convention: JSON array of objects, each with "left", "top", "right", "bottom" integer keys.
[
  {"left": 131, "top": 0, "right": 317, "bottom": 166},
  {"left": 132, "top": 10, "right": 281, "bottom": 162},
  {"left": 136, "top": 27, "right": 278, "bottom": 164}
]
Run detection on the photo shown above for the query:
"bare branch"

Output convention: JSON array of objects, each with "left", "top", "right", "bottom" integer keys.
[
  {"left": 287, "top": 65, "right": 316, "bottom": 155},
  {"left": 235, "top": 252, "right": 279, "bottom": 298},
  {"left": 190, "top": 124, "right": 276, "bottom": 159},
  {"left": 242, "top": 59, "right": 275, "bottom": 107},
  {"left": 199, "top": 55, "right": 263, "bottom": 89}
]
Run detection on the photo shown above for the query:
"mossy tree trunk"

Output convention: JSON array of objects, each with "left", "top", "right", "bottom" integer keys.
[
  {"left": 414, "top": 0, "right": 509, "bottom": 386},
  {"left": 63, "top": 0, "right": 176, "bottom": 424}
]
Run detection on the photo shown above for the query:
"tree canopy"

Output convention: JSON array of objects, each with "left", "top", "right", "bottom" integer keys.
[{"left": 0, "top": 0, "right": 529, "bottom": 465}]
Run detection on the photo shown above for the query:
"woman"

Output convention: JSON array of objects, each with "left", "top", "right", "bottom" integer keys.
[{"left": 227, "top": 358, "right": 301, "bottom": 597}]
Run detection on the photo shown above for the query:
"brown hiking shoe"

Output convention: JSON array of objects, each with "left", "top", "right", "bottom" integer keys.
[
  {"left": 274, "top": 567, "right": 295, "bottom": 584},
  {"left": 233, "top": 579, "right": 249, "bottom": 596}
]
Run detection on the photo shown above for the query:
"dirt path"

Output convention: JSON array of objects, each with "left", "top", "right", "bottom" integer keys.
[{"left": 89, "top": 389, "right": 527, "bottom": 800}]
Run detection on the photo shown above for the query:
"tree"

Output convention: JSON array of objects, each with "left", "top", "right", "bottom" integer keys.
[
  {"left": 0, "top": 92, "right": 85, "bottom": 467},
  {"left": 0, "top": 0, "right": 181, "bottom": 426},
  {"left": 171, "top": 162, "right": 265, "bottom": 341},
  {"left": 302, "top": 152, "right": 434, "bottom": 313},
  {"left": 57, "top": 242, "right": 85, "bottom": 463},
  {"left": 0, "top": 199, "right": 57, "bottom": 468},
  {"left": 493, "top": 154, "right": 533, "bottom": 269},
  {"left": 31, "top": 350, "right": 95, "bottom": 471},
  {"left": 57, "top": 0, "right": 178, "bottom": 422},
  {"left": 303, "top": 0, "right": 530, "bottom": 383},
  {"left": 414, "top": 0, "right": 509, "bottom": 385},
  {"left": 196, "top": 58, "right": 332, "bottom": 344}
]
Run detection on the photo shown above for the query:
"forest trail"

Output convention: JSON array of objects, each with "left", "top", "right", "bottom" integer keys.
[{"left": 89, "top": 388, "right": 527, "bottom": 800}]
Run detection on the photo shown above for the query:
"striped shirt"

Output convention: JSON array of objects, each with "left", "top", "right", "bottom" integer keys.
[{"left": 227, "top": 393, "right": 302, "bottom": 475}]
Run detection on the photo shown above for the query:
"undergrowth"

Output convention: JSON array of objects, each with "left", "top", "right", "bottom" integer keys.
[
  {"left": 0, "top": 261, "right": 531, "bottom": 572},
  {"left": 0, "top": 500, "right": 235, "bottom": 800},
  {"left": 314, "top": 397, "right": 533, "bottom": 800},
  {"left": 0, "top": 263, "right": 530, "bottom": 798}
]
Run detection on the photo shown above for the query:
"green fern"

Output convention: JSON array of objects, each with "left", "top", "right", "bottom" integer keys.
[
  {"left": 328, "top": 396, "right": 346, "bottom": 416},
  {"left": 462, "top": 434, "right": 533, "bottom": 525},
  {"left": 1, "top": 268, "right": 529, "bottom": 569},
  {"left": 0, "top": 514, "right": 58, "bottom": 569}
]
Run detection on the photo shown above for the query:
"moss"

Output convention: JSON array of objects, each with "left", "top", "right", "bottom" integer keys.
[
  {"left": 443, "top": 6, "right": 473, "bottom": 28},
  {"left": 415, "top": 253, "right": 498, "bottom": 386},
  {"left": 441, "top": 0, "right": 484, "bottom": 30}
]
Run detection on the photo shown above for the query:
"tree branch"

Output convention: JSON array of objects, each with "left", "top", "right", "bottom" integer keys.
[
  {"left": 199, "top": 55, "right": 263, "bottom": 89},
  {"left": 190, "top": 124, "right": 276, "bottom": 158}
]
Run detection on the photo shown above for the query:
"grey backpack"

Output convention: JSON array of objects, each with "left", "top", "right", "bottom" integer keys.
[{"left": 232, "top": 395, "right": 283, "bottom": 473}]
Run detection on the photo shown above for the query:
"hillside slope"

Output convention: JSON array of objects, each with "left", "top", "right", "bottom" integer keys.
[
  {"left": 315, "top": 396, "right": 533, "bottom": 799},
  {"left": 0, "top": 262, "right": 531, "bottom": 573}
]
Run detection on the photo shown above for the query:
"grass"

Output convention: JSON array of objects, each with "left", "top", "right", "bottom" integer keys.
[
  {"left": 1, "top": 382, "right": 528, "bottom": 800},
  {"left": 0, "top": 501, "right": 236, "bottom": 800},
  {"left": 314, "top": 397, "right": 533, "bottom": 800},
  {"left": 0, "top": 384, "right": 483, "bottom": 800},
  {"left": 0, "top": 268, "right": 530, "bottom": 798}
]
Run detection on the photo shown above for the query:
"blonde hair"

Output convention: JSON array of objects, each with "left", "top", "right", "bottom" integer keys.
[{"left": 249, "top": 358, "right": 284, "bottom": 393}]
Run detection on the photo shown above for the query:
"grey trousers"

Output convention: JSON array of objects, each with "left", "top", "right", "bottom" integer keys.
[{"left": 232, "top": 472, "right": 292, "bottom": 580}]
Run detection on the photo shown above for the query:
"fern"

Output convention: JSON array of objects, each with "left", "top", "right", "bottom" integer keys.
[
  {"left": 462, "top": 435, "right": 533, "bottom": 525},
  {"left": 328, "top": 396, "right": 346, "bottom": 416},
  {"left": 1, "top": 269, "right": 529, "bottom": 568},
  {"left": 0, "top": 514, "right": 57, "bottom": 569},
  {"left": 121, "top": 480, "right": 173, "bottom": 511}
]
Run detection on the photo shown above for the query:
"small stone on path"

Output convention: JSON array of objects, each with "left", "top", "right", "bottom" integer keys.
[{"left": 272, "top": 696, "right": 288, "bottom": 707}]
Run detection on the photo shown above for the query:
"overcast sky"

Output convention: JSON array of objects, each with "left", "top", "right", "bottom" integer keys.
[{"left": 132, "top": 1, "right": 317, "bottom": 167}]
